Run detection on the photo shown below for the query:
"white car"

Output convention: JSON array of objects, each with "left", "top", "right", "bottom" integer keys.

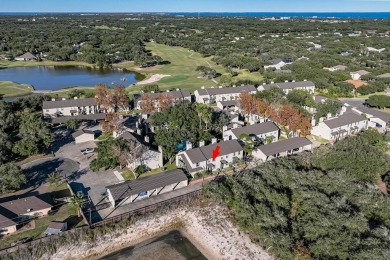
[{"left": 81, "top": 148, "right": 94, "bottom": 155}]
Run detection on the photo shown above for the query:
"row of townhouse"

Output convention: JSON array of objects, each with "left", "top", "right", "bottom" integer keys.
[
  {"left": 257, "top": 80, "right": 315, "bottom": 95},
  {"left": 42, "top": 97, "right": 103, "bottom": 117},
  {"left": 134, "top": 89, "right": 192, "bottom": 110},
  {"left": 194, "top": 85, "right": 257, "bottom": 104},
  {"left": 42, "top": 80, "right": 315, "bottom": 118},
  {"left": 311, "top": 104, "right": 368, "bottom": 141}
]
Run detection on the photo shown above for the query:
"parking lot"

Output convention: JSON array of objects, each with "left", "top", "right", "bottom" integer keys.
[{"left": 53, "top": 131, "right": 121, "bottom": 221}]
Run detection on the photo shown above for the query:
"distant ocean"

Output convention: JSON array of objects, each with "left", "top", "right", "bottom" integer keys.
[{"left": 1, "top": 12, "right": 390, "bottom": 19}]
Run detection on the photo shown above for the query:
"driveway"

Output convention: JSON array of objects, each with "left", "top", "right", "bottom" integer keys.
[
  {"left": 22, "top": 157, "right": 80, "bottom": 188},
  {"left": 54, "top": 135, "right": 121, "bottom": 222}
]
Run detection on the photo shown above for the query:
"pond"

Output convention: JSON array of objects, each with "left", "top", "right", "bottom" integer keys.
[
  {"left": 0, "top": 66, "right": 144, "bottom": 90},
  {"left": 101, "top": 230, "right": 206, "bottom": 260}
]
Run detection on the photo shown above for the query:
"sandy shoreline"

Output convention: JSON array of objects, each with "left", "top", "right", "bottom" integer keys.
[
  {"left": 45, "top": 204, "right": 273, "bottom": 260},
  {"left": 136, "top": 74, "right": 170, "bottom": 85}
]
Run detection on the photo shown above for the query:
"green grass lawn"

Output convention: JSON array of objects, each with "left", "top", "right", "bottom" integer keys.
[
  {"left": 0, "top": 203, "right": 81, "bottom": 250},
  {"left": 0, "top": 81, "right": 34, "bottom": 97},
  {"left": 0, "top": 60, "right": 94, "bottom": 69},
  {"left": 121, "top": 168, "right": 136, "bottom": 180},
  {"left": 121, "top": 43, "right": 263, "bottom": 94}
]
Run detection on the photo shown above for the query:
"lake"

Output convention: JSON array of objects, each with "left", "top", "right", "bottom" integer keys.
[
  {"left": 101, "top": 230, "right": 207, "bottom": 260},
  {"left": 0, "top": 66, "right": 143, "bottom": 90}
]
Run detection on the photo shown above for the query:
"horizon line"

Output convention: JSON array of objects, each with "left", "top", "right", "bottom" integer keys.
[{"left": 1, "top": 11, "right": 390, "bottom": 13}]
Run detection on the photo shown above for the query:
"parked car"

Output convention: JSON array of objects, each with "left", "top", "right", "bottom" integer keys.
[{"left": 81, "top": 148, "right": 94, "bottom": 155}]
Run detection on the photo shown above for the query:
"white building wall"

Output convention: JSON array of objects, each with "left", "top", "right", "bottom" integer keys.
[{"left": 311, "top": 120, "right": 368, "bottom": 140}]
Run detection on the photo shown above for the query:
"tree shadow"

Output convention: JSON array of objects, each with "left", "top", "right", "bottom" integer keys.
[{"left": 22, "top": 158, "right": 79, "bottom": 189}]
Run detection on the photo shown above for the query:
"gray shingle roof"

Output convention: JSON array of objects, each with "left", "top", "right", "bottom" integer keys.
[
  {"left": 106, "top": 169, "right": 188, "bottom": 202},
  {"left": 262, "top": 81, "right": 315, "bottom": 90},
  {"left": 43, "top": 98, "right": 97, "bottom": 109},
  {"left": 197, "top": 85, "right": 256, "bottom": 96},
  {"left": 218, "top": 100, "right": 238, "bottom": 107},
  {"left": 354, "top": 106, "right": 390, "bottom": 123},
  {"left": 16, "top": 52, "right": 36, "bottom": 59},
  {"left": 331, "top": 65, "right": 347, "bottom": 70},
  {"left": 377, "top": 73, "right": 390, "bottom": 78},
  {"left": 184, "top": 140, "right": 243, "bottom": 164},
  {"left": 0, "top": 195, "right": 52, "bottom": 216},
  {"left": 142, "top": 90, "right": 191, "bottom": 100},
  {"left": 231, "top": 122, "right": 279, "bottom": 137},
  {"left": 323, "top": 112, "right": 366, "bottom": 129},
  {"left": 0, "top": 207, "right": 17, "bottom": 229},
  {"left": 258, "top": 137, "right": 312, "bottom": 156},
  {"left": 50, "top": 113, "right": 106, "bottom": 124},
  {"left": 72, "top": 129, "right": 95, "bottom": 139},
  {"left": 351, "top": 70, "right": 370, "bottom": 76}
]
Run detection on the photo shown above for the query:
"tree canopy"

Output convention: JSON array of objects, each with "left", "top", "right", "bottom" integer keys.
[{"left": 204, "top": 130, "right": 390, "bottom": 259}]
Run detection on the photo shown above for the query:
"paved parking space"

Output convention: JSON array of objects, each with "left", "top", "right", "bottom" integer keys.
[{"left": 55, "top": 137, "right": 120, "bottom": 221}]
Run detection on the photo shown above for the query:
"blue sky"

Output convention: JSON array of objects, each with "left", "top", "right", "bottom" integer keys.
[{"left": 1, "top": 0, "right": 390, "bottom": 12}]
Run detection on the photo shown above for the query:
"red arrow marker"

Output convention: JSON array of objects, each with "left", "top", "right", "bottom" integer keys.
[{"left": 212, "top": 145, "right": 220, "bottom": 161}]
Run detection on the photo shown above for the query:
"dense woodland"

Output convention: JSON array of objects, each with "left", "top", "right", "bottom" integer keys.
[
  {"left": 204, "top": 130, "right": 390, "bottom": 259},
  {"left": 1, "top": 14, "right": 390, "bottom": 99}
]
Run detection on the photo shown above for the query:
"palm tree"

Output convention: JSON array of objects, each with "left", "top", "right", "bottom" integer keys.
[
  {"left": 47, "top": 171, "right": 63, "bottom": 186},
  {"left": 196, "top": 103, "right": 212, "bottom": 131},
  {"left": 70, "top": 193, "right": 86, "bottom": 218}
]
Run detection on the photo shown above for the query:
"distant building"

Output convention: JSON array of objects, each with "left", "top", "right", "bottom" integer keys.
[
  {"left": 176, "top": 139, "right": 243, "bottom": 175},
  {"left": 350, "top": 70, "right": 370, "bottom": 80},
  {"left": 43, "top": 97, "right": 104, "bottom": 117},
  {"left": 264, "top": 58, "right": 293, "bottom": 70},
  {"left": 194, "top": 85, "right": 256, "bottom": 104},
  {"left": 258, "top": 80, "right": 315, "bottom": 95},
  {"left": 327, "top": 65, "right": 347, "bottom": 72},
  {"left": 135, "top": 89, "right": 191, "bottom": 110},
  {"left": 15, "top": 52, "right": 36, "bottom": 61},
  {"left": 366, "top": 47, "right": 385, "bottom": 53},
  {"left": 252, "top": 137, "right": 312, "bottom": 161},
  {"left": 106, "top": 169, "right": 188, "bottom": 207},
  {"left": 377, "top": 73, "right": 390, "bottom": 79}
]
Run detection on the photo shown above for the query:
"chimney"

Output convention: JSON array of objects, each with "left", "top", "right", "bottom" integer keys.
[
  {"left": 62, "top": 98, "right": 66, "bottom": 101},
  {"left": 144, "top": 136, "right": 150, "bottom": 143},
  {"left": 201, "top": 86, "right": 205, "bottom": 89},
  {"left": 51, "top": 98, "right": 55, "bottom": 101},
  {"left": 311, "top": 118, "right": 316, "bottom": 126},
  {"left": 211, "top": 86, "right": 214, "bottom": 88},
  {"left": 142, "top": 113, "right": 148, "bottom": 119},
  {"left": 176, "top": 88, "right": 180, "bottom": 91},
  {"left": 292, "top": 80, "right": 296, "bottom": 82},
  {"left": 271, "top": 81, "right": 274, "bottom": 84},
  {"left": 137, "top": 129, "right": 142, "bottom": 135},
  {"left": 199, "top": 140, "right": 205, "bottom": 147},
  {"left": 74, "top": 97, "right": 78, "bottom": 99},
  {"left": 219, "top": 86, "right": 223, "bottom": 88},
  {"left": 186, "top": 141, "right": 193, "bottom": 150},
  {"left": 285, "top": 80, "right": 288, "bottom": 83},
  {"left": 233, "top": 85, "right": 236, "bottom": 88},
  {"left": 166, "top": 90, "right": 170, "bottom": 92},
  {"left": 304, "top": 79, "right": 307, "bottom": 81},
  {"left": 327, "top": 113, "right": 332, "bottom": 119},
  {"left": 212, "top": 138, "right": 217, "bottom": 144},
  {"left": 222, "top": 125, "right": 228, "bottom": 132},
  {"left": 151, "top": 91, "right": 155, "bottom": 93},
  {"left": 319, "top": 117, "right": 324, "bottom": 123}
]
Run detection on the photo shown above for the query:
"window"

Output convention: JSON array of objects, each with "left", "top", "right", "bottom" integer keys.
[
  {"left": 196, "top": 163, "right": 199, "bottom": 167},
  {"left": 45, "top": 109, "right": 49, "bottom": 112}
]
